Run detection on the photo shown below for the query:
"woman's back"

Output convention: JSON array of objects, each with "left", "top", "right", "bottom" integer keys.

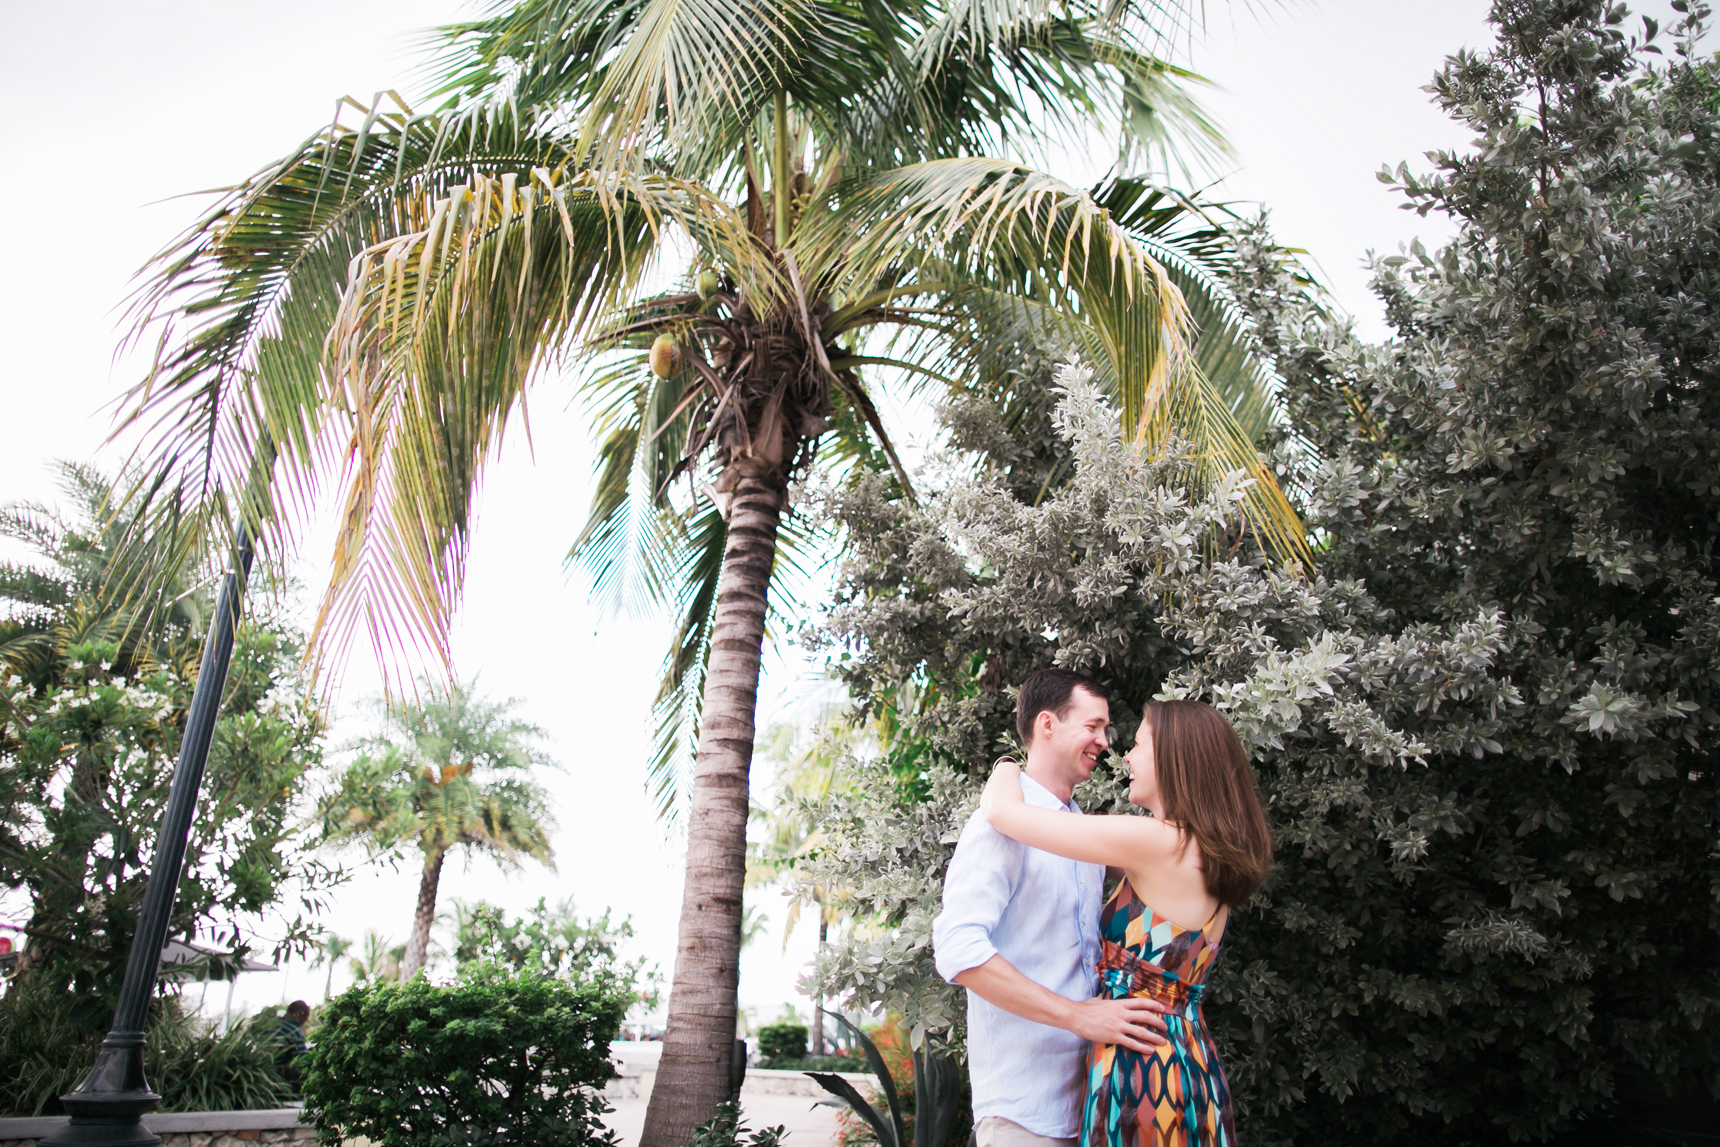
[{"left": 1112, "top": 824, "right": 1219, "bottom": 937}]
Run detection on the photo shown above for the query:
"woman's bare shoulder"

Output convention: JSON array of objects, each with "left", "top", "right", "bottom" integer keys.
[{"left": 1132, "top": 813, "right": 1188, "bottom": 851}]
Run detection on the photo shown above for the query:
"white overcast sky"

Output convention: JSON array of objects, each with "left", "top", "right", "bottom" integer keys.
[{"left": 2, "top": 0, "right": 1586, "bottom": 1019}]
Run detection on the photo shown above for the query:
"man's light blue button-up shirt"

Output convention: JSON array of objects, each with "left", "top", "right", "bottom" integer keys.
[{"left": 931, "top": 774, "right": 1104, "bottom": 1138}]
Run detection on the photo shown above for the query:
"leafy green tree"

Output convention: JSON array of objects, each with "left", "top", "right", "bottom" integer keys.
[
  {"left": 317, "top": 683, "right": 556, "bottom": 978},
  {"left": 451, "top": 896, "right": 657, "bottom": 1006},
  {"left": 796, "top": 2, "right": 1720, "bottom": 1139},
  {"left": 0, "top": 467, "right": 335, "bottom": 1006},
  {"left": 115, "top": 0, "right": 1310, "bottom": 1135}
]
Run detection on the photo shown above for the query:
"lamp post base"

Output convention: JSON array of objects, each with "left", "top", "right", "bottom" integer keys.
[{"left": 38, "top": 1033, "right": 162, "bottom": 1147}]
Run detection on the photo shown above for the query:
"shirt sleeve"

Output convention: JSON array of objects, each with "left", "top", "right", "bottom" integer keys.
[{"left": 932, "top": 808, "right": 1023, "bottom": 984}]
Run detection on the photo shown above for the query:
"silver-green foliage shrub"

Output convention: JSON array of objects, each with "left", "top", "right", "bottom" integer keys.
[{"left": 798, "top": 2, "right": 1720, "bottom": 1140}]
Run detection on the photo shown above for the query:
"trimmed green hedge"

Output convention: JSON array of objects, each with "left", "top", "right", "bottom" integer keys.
[
  {"left": 301, "top": 964, "right": 624, "bottom": 1147},
  {"left": 753, "top": 1023, "right": 806, "bottom": 1062},
  {"left": 754, "top": 1055, "right": 862, "bottom": 1073}
]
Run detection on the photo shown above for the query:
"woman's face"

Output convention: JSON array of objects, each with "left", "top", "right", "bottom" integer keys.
[{"left": 1124, "top": 721, "right": 1159, "bottom": 812}]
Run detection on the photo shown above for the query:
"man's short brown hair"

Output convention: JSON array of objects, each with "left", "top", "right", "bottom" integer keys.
[{"left": 1016, "top": 668, "right": 1109, "bottom": 745}]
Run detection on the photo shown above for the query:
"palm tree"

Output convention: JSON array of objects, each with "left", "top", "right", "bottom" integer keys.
[
  {"left": 116, "top": 0, "right": 1307, "bottom": 1138},
  {"left": 749, "top": 708, "right": 854, "bottom": 1055},
  {"left": 316, "top": 682, "right": 556, "bottom": 977},
  {"left": 0, "top": 462, "right": 209, "bottom": 686},
  {"left": 346, "top": 930, "right": 405, "bottom": 984},
  {"left": 311, "top": 933, "right": 352, "bottom": 998},
  {"left": 739, "top": 902, "right": 771, "bottom": 951}
]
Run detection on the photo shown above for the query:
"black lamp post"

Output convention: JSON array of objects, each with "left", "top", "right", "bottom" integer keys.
[{"left": 40, "top": 526, "right": 255, "bottom": 1147}]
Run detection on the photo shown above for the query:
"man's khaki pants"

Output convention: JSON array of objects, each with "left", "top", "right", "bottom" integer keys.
[{"left": 974, "top": 1117, "right": 1077, "bottom": 1147}]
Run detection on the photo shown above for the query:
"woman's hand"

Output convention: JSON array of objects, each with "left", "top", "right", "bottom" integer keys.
[{"left": 980, "top": 758, "right": 1025, "bottom": 824}]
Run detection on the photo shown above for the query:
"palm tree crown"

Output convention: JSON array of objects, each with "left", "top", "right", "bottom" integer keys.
[{"left": 116, "top": 0, "right": 1307, "bottom": 1139}]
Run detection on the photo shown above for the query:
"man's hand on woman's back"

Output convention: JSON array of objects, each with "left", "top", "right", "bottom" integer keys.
[
  {"left": 954, "top": 956, "right": 1168, "bottom": 1053},
  {"left": 1064, "top": 996, "right": 1168, "bottom": 1054}
]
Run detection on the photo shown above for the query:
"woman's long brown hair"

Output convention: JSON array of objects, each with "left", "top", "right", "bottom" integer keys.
[{"left": 1141, "top": 700, "right": 1273, "bottom": 906}]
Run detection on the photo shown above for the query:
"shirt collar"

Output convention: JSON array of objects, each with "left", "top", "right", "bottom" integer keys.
[{"left": 1019, "top": 771, "right": 1080, "bottom": 813}]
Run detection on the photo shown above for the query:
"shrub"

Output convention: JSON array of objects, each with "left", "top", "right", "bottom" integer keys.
[
  {"left": 754, "top": 1023, "right": 808, "bottom": 1062},
  {"left": 686, "top": 1101, "right": 784, "bottom": 1147},
  {"left": 0, "top": 979, "right": 292, "bottom": 1116},
  {"left": 797, "top": 1, "right": 1720, "bottom": 1138},
  {"left": 300, "top": 963, "right": 625, "bottom": 1147},
  {"left": 451, "top": 898, "right": 657, "bottom": 1004}
]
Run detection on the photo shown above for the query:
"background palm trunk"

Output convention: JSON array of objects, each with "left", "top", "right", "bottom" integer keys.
[
  {"left": 400, "top": 846, "right": 445, "bottom": 977},
  {"left": 640, "top": 468, "right": 785, "bottom": 1147},
  {"left": 811, "top": 914, "right": 828, "bottom": 1056}
]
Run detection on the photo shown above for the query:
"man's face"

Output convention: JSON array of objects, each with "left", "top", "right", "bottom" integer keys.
[{"left": 1036, "top": 687, "right": 1111, "bottom": 785}]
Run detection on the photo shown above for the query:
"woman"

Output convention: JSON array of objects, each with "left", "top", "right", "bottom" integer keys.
[{"left": 980, "top": 699, "right": 1272, "bottom": 1147}]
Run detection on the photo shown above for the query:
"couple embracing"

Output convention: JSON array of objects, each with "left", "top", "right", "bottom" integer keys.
[{"left": 932, "top": 669, "right": 1272, "bottom": 1147}]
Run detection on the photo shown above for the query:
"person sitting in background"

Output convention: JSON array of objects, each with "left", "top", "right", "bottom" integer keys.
[{"left": 273, "top": 1000, "right": 311, "bottom": 1086}]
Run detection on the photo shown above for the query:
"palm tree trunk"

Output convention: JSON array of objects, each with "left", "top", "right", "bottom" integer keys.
[
  {"left": 811, "top": 914, "right": 828, "bottom": 1056},
  {"left": 640, "top": 467, "right": 784, "bottom": 1147},
  {"left": 400, "top": 846, "right": 444, "bottom": 978}
]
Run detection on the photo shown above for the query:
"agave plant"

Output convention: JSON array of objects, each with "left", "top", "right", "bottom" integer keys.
[
  {"left": 114, "top": 0, "right": 1304, "bottom": 1140},
  {"left": 808, "top": 1015, "right": 964, "bottom": 1147}
]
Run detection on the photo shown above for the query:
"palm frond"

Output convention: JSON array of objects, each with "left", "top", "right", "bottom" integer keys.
[
  {"left": 574, "top": 0, "right": 807, "bottom": 170},
  {"left": 118, "top": 95, "right": 767, "bottom": 680},
  {"left": 799, "top": 156, "right": 1192, "bottom": 422},
  {"left": 644, "top": 497, "right": 728, "bottom": 825},
  {"left": 312, "top": 162, "right": 673, "bottom": 674},
  {"left": 800, "top": 159, "right": 1308, "bottom": 565},
  {"left": 115, "top": 99, "right": 591, "bottom": 669},
  {"left": 1109, "top": 51, "right": 1232, "bottom": 182},
  {"left": 568, "top": 353, "right": 703, "bottom": 616},
  {"left": 435, "top": 0, "right": 882, "bottom": 179},
  {"left": 842, "top": 0, "right": 1223, "bottom": 175}
]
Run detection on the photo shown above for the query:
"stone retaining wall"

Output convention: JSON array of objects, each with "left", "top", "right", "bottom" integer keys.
[{"left": 0, "top": 1108, "right": 315, "bottom": 1147}]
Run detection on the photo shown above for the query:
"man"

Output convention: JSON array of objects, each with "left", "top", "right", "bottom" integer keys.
[
  {"left": 932, "top": 669, "right": 1167, "bottom": 1147},
  {"left": 273, "top": 999, "right": 311, "bottom": 1087}
]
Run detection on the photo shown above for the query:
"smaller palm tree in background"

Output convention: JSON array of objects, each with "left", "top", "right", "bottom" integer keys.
[
  {"left": 310, "top": 934, "right": 352, "bottom": 998},
  {"left": 346, "top": 931, "right": 405, "bottom": 985},
  {"left": 316, "top": 682, "right": 557, "bottom": 977},
  {"left": 749, "top": 704, "right": 860, "bottom": 1055}
]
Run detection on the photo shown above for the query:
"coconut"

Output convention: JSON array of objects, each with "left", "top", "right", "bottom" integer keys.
[
  {"left": 649, "top": 334, "right": 681, "bottom": 378},
  {"left": 696, "top": 270, "right": 720, "bottom": 299}
]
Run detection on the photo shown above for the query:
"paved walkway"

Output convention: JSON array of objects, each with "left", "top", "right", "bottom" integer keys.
[{"left": 603, "top": 1093, "right": 842, "bottom": 1147}]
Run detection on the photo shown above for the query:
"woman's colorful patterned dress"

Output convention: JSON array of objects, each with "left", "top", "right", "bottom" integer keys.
[{"left": 1081, "top": 880, "right": 1234, "bottom": 1147}]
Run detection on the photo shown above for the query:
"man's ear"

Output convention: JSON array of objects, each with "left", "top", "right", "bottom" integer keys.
[{"left": 1035, "top": 708, "right": 1056, "bottom": 742}]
